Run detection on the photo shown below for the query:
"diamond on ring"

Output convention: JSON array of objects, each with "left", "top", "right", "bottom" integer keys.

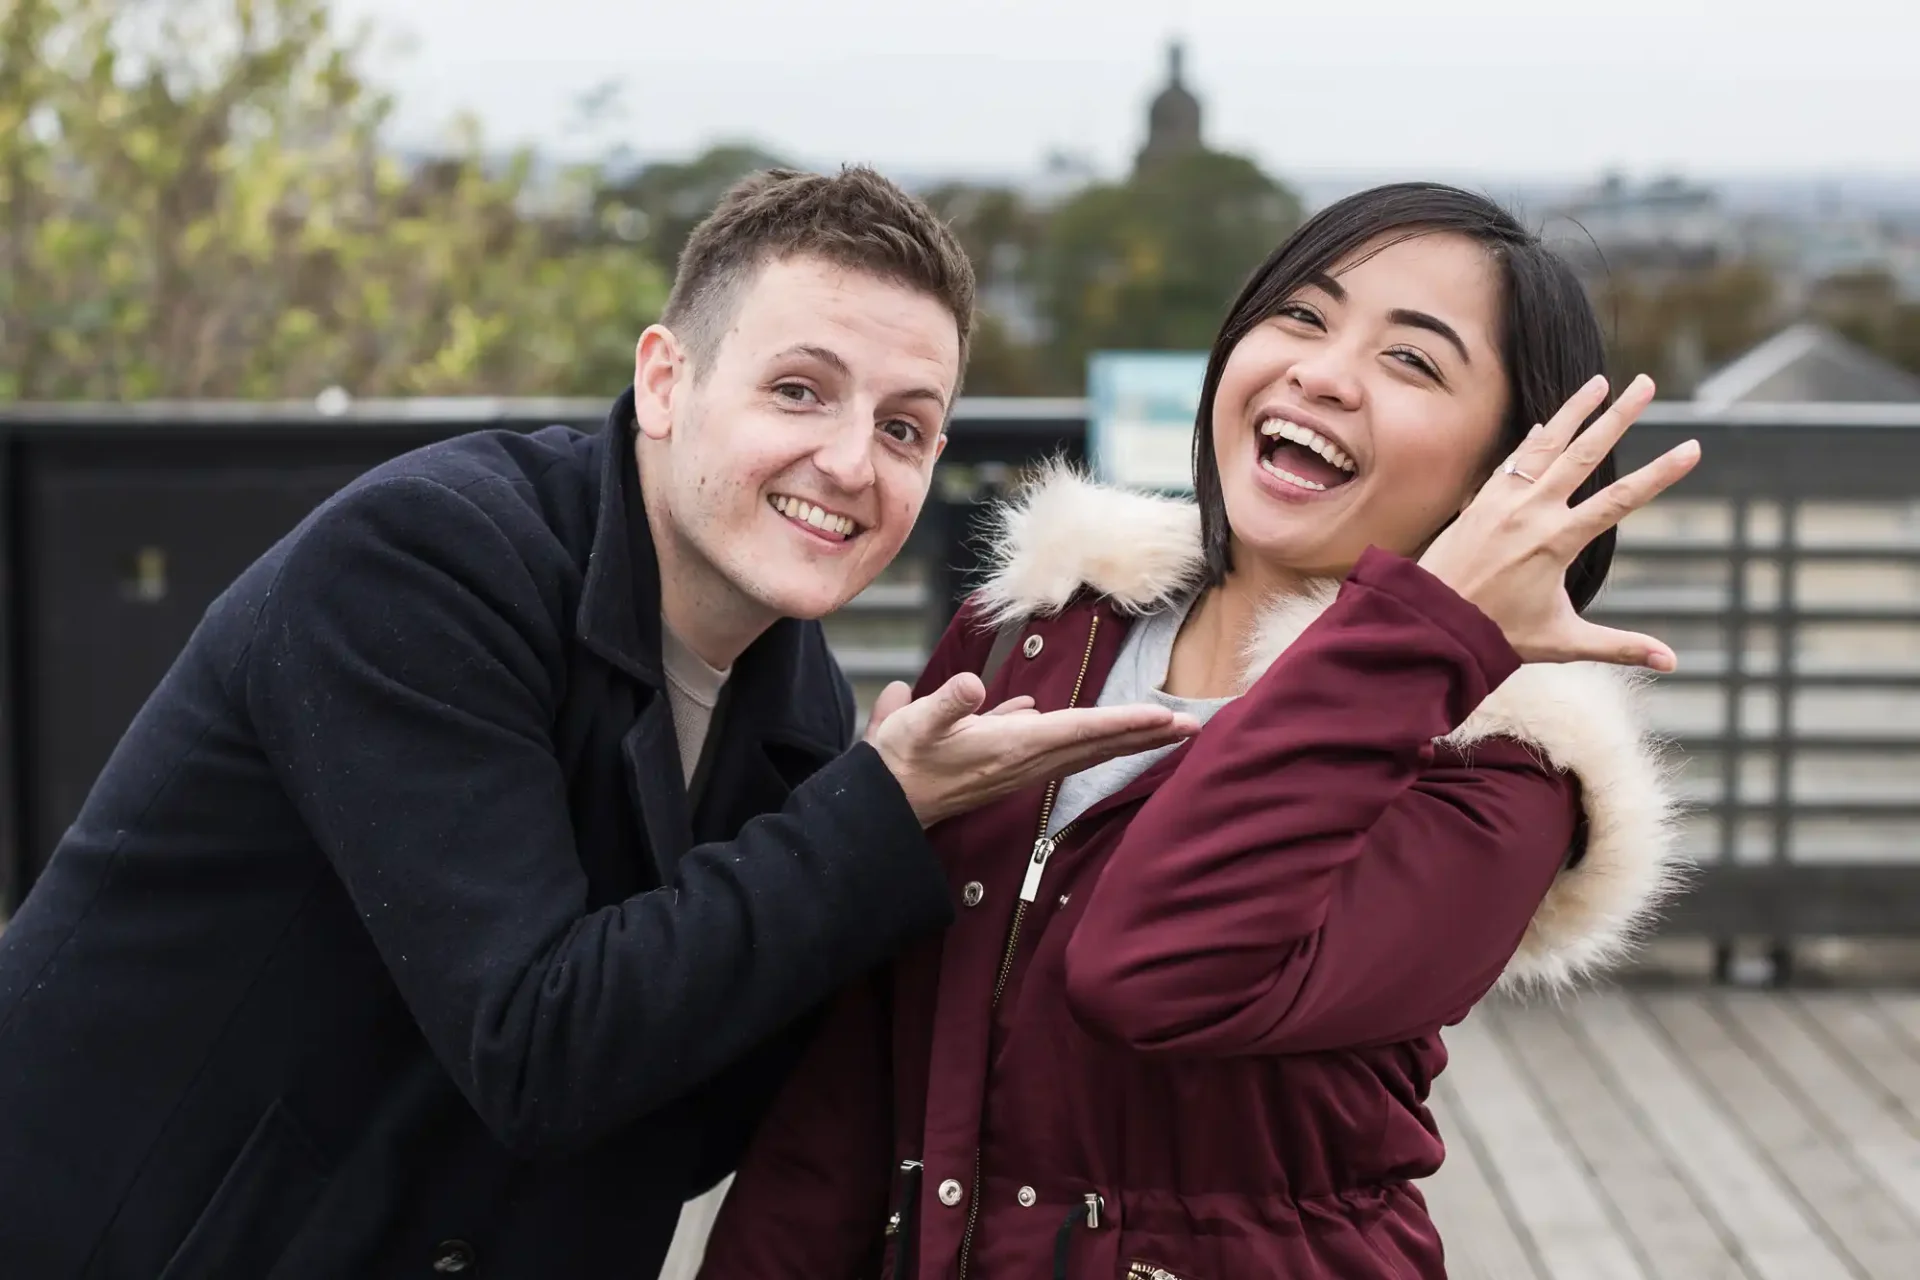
[{"left": 1502, "top": 459, "right": 1538, "bottom": 483}]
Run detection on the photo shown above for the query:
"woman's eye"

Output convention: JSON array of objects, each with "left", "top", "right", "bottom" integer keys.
[
  {"left": 1390, "top": 349, "right": 1440, "bottom": 380},
  {"left": 1276, "top": 303, "right": 1323, "bottom": 328}
]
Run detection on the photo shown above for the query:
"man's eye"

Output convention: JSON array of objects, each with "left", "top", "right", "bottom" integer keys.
[
  {"left": 882, "top": 420, "right": 921, "bottom": 444},
  {"left": 774, "top": 383, "right": 818, "bottom": 404}
]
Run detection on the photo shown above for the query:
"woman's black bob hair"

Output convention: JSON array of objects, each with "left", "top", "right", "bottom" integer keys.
[{"left": 1191, "top": 181, "right": 1619, "bottom": 612}]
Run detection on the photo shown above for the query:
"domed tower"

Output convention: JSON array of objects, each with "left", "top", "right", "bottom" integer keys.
[{"left": 1134, "top": 40, "right": 1203, "bottom": 175}]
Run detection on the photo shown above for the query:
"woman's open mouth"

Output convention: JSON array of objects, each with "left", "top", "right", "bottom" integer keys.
[{"left": 1256, "top": 417, "right": 1358, "bottom": 493}]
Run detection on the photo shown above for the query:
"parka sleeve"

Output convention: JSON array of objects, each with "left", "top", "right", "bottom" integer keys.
[{"left": 1063, "top": 548, "right": 1579, "bottom": 1056}]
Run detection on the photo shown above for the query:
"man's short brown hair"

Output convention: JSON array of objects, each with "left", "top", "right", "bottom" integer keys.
[{"left": 662, "top": 166, "right": 976, "bottom": 391}]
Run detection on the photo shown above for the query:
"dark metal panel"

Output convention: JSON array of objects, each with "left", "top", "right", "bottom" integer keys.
[
  {"left": 1657, "top": 865, "right": 1920, "bottom": 938},
  {"left": 14, "top": 438, "right": 417, "bottom": 889},
  {"left": 0, "top": 440, "right": 17, "bottom": 914}
]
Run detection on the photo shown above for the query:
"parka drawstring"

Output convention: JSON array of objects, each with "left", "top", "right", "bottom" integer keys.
[
  {"left": 1051, "top": 1193, "right": 1103, "bottom": 1280},
  {"left": 884, "top": 1159, "right": 923, "bottom": 1280}
]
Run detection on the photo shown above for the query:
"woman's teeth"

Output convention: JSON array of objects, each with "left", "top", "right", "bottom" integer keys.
[
  {"left": 1258, "top": 418, "right": 1357, "bottom": 474},
  {"left": 1260, "top": 457, "right": 1331, "bottom": 491},
  {"left": 770, "top": 494, "right": 857, "bottom": 537}
]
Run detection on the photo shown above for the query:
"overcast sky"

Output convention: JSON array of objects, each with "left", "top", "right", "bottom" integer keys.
[{"left": 334, "top": 0, "right": 1918, "bottom": 183}]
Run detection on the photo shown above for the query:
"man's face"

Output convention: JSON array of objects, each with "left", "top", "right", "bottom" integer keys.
[{"left": 634, "top": 254, "right": 958, "bottom": 624}]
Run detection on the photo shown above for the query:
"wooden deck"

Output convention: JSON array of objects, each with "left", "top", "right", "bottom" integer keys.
[{"left": 1423, "top": 988, "right": 1920, "bottom": 1280}]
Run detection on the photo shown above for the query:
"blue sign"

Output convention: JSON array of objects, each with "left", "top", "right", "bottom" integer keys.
[{"left": 1086, "top": 351, "right": 1209, "bottom": 493}]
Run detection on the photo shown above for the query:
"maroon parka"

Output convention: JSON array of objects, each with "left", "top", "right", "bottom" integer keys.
[{"left": 697, "top": 467, "right": 1681, "bottom": 1280}]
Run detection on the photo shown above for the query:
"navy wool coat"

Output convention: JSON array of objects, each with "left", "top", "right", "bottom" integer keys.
[{"left": 0, "top": 389, "right": 954, "bottom": 1279}]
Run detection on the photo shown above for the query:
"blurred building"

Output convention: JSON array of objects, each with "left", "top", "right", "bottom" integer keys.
[
  {"left": 1134, "top": 42, "right": 1204, "bottom": 175},
  {"left": 1545, "top": 173, "right": 1742, "bottom": 274},
  {"left": 1693, "top": 322, "right": 1920, "bottom": 409}
]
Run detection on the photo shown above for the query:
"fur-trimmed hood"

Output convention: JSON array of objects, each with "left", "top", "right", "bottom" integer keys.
[{"left": 971, "top": 461, "right": 1686, "bottom": 995}]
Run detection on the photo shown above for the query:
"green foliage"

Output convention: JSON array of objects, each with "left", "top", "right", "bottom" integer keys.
[
  {"left": 1807, "top": 269, "right": 1920, "bottom": 376},
  {"left": 594, "top": 142, "right": 792, "bottom": 277},
  {"left": 1032, "top": 150, "right": 1302, "bottom": 385},
  {"left": 913, "top": 153, "right": 1304, "bottom": 394},
  {"left": 0, "top": 0, "right": 668, "bottom": 400},
  {"left": 1591, "top": 261, "right": 1783, "bottom": 395}
]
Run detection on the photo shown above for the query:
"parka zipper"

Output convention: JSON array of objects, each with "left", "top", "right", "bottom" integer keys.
[
  {"left": 956, "top": 613, "right": 1102, "bottom": 1280},
  {"left": 1125, "top": 1264, "right": 1188, "bottom": 1280}
]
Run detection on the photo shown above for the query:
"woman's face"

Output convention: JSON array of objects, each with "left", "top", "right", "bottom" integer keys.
[{"left": 1210, "top": 231, "right": 1512, "bottom": 583}]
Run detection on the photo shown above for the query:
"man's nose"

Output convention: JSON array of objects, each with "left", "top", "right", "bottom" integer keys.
[{"left": 813, "top": 414, "right": 877, "bottom": 491}]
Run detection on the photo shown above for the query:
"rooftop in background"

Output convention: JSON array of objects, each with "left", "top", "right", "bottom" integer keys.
[{"left": 1694, "top": 322, "right": 1920, "bottom": 409}]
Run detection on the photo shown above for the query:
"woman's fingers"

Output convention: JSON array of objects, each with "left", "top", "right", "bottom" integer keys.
[
  {"left": 1506, "top": 373, "right": 1610, "bottom": 476},
  {"left": 1566, "top": 439, "right": 1702, "bottom": 546},
  {"left": 1540, "top": 374, "right": 1657, "bottom": 499},
  {"left": 1557, "top": 619, "right": 1678, "bottom": 672}
]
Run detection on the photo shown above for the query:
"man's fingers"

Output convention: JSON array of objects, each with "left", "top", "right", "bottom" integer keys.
[
  {"left": 862, "top": 680, "right": 913, "bottom": 741},
  {"left": 920, "top": 671, "right": 988, "bottom": 730},
  {"left": 982, "top": 704, "right": 1198, "bottom": 760},
  {"left": 1031, "top": 724, "right": 1200, "bottom": 777},
  {"left": 1542, "top": 373, "right": 1656, "bottom": 498},
  {"left": 1566, "top": 438, "right": 1701, "bottom": 544},
  {"left": 984, "top": 695, "right": 1038, "bottom": 716}
]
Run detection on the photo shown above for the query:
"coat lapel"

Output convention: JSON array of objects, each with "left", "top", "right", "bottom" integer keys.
[
  {"left": 572, "top": 389, "right": 848, "bottom": 889},
  {"left": 624, "top": 690, "right": 696, "bottom": 885}
]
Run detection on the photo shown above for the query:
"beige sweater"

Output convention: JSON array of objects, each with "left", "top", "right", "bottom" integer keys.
[{"left": 655, "top": 623, "right": 732, "bottom": 1280}]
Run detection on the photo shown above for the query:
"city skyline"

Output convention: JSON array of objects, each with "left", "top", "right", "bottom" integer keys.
[{"left": 337, "top": 0, "right": 1920, "bottom": 185}]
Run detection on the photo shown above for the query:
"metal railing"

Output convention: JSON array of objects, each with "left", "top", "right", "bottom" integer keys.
[{"left": 4, "top": 398, "right": 1918, "bottom": 968}]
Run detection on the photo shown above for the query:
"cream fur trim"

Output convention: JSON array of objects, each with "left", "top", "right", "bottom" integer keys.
[{"left": 976, "top": 462, "right": 1686, "bottom": 995}]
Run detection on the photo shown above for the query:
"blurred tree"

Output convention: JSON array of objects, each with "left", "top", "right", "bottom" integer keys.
[
  {"left": 594, "top": 142, "right": 791, "bottom": 276},
  {"left": 0, "top": 0, "right": 669, "bottom": 400},
  {"left": 1806, "top": 268, "right": 1920, "bottom": 375},
  {"left": 1590, "top": 261, "right": 1780, "bottom": 394},
  {"left": 918, "top": 181, "right": 1052, "bottom": 394},
  {"left": 1032, "top": 148, "right": 1302, "bottom": 383}
]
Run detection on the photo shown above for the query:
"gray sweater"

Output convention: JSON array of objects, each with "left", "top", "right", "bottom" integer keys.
[{"left": 1047, "top": 595, "right": 1237, "bottom": 838}]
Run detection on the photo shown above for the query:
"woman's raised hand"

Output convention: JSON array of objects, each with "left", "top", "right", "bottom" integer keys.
[{"left": 1416, "top": 373, "right": 1701, "bottom": 671}]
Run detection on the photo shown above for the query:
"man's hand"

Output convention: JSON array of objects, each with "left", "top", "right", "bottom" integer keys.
[{"left": 865, "top": 673, "right": 1201, "bottom": 828}]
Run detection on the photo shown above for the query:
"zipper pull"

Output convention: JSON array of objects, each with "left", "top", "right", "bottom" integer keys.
[
  {"left": 1084, "top": 1192, "right": 1102, "bottom": 1229},
  {"left": 1019, "top": 835, "right": 1056, "bottom": 903}
]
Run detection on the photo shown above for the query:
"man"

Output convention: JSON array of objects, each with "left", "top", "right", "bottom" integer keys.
[{"left": 0, "top": 167, "right": 1193, "bottom": 1279}]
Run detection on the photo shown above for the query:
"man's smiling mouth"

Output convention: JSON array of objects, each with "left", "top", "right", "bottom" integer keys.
[{"left": 769, "top": 493, "right": 863, "bottom": 540}]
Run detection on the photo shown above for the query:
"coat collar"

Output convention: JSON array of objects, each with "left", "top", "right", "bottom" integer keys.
[
  {"left": 973, "top": 460, "right": 1687, "bottom": 996},
  {"left": 575, "top": 387, "right": 846, "bottom": 760}
]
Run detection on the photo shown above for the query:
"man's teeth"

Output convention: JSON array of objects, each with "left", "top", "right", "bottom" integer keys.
[
  {"left": 770, "top": 494, "right": 857, "bottom": 536},
  {"left": 1260, "top": 457, "right": 1329, "bottom": 492},
  {"left": 1258, "top": 418, "right": 1357, "bottom": 474}
]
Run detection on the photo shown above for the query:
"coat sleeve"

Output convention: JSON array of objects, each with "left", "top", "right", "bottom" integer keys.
[
  {"left": 1063, "top": 548, "right": 1579, "bottom": 1056},
  {"left": 696, "top": 599, "right": 1000, "bottom": 1278},
  {"left": 244, "top": 474, "right": 955, "bottom": 1159}
]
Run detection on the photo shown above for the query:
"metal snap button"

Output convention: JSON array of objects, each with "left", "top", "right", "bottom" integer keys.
[
  {"left": 939, "top": 1178, "right": 965, "bottom": 1206},
  {"left": 432, "top": 1240, "right": 475, "bottom": 1273},
  {"left": 1017, "top": 1185, "right": 1038, "bottom": 1207},
  {"left": 962, "top": 881, "right": 985, "bottom": 907},
  {"left": 1022, "top": 634, "right": 1044, "bottom": 659}
]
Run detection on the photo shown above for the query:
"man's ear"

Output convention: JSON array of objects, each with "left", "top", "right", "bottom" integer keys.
[
  {"left": 933, "top": 431, "right": 948, "bottom": 465},
  {"left": 633, "top": 325, "right": 685, "bottom": 443}
]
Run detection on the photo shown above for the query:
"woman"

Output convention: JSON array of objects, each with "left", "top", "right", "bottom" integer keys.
[{"left": 694, "top": 183, "right": 1692, "bottom": 1279}]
